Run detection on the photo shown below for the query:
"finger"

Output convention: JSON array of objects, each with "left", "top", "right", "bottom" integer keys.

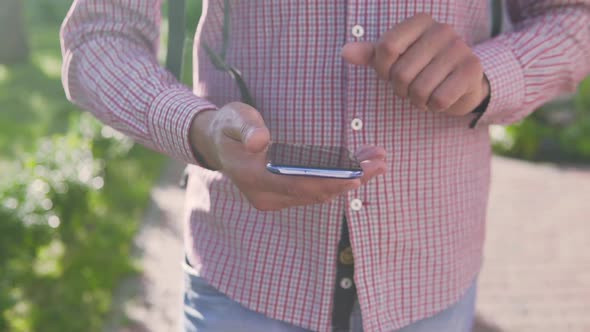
[
  {"left": 243, "top": 127, "right": 271, "bottom": 153},
  {"left": 442, "top": 93, "right": 479, "bottom": 117},
  {"left": 427, "top": 56, "right": 482, "bottom": 114},
  {"left": 444, "top": 78, "right": 488, "bottom": 116},
  {"left": 246, "top": 191, "right": 303, "bottom": 211},
  {"left": 231, "top": 163, "right": 305, "bottom": 202},
  {"left": 374, "top": 13, "right": 435, "bottom": 80},
  {"left": 290, "top": 176, "right": 361, "bottom": 198},
  {"left": 406, "top": 37, "right": 468, "bottom": 109},
  {"left": 341, "top": 42, "right": 375, "bottom": 66},
  {"left": 248, "top": 183, "right": 352, "bottom": 211},
  {"left": 355, "top": 145, "right": 387, "bottom": 162},
  {"left": 359, "top": 159, "right": 387, "bottom": 184},
  {"left": 241, "top": 167, "right": 362, "bottom": 210},
  {"left": 221, "top": 102, "right": 271, "bottom": 153},
  {"left": 391, "top": 23, "right": 458, "bottom": 99}
]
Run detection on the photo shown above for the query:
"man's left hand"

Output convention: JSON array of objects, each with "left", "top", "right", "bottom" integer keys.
[{"left": 341, "top": 13, "right": 490, "bottom": 116}]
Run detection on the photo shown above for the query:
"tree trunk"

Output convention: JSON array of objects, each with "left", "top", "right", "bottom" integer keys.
[{"left": 0, "top": 0, "right": 30, "bottom": 64}]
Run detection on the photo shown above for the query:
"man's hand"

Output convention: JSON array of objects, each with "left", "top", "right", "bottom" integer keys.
[
  {"left": 189, "top": 102, "right": 387, "bottom": 211},
  {"left": 342, "top": 13, "right": 490, "bottom": 116}
]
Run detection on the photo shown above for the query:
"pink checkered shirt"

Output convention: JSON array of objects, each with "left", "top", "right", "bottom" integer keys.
[{"left": 60, "top": 1, "right": 590, "bottom": 331}]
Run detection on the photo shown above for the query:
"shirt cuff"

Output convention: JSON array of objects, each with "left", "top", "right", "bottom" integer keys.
[
  {"left": 147, "top": 86, "right": 218, "bottom": 164},
  {"left": 470, "top": 38, "right": 526, "bottom": 128}
]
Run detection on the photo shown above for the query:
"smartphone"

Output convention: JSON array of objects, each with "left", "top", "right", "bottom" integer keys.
[{"left": 266, "top": 143, "right": 363, "bottom": 179}]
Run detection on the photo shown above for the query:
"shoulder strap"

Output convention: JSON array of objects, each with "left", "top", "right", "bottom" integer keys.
[
  {"left": 166, "top": 0, "right": 187, "bottom": 80},
  {"left": 166, "top": 0, "right": 191, "bottom": 188},
  {"left": 491, "top": 0, "right": 503, "bottom": 37}
]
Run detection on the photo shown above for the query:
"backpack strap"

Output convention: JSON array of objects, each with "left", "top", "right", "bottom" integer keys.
[
  {"left": 166, "top": 0, "right": 187, "bottom": 80},
  {"left": 491, "top": 0, "right": 503, "bottom": 37},
  {"left": 166, "top": 0, "right": 191, "bottom": 188}
]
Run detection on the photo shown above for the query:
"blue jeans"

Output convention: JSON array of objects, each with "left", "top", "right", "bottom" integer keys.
[{"left": 183, "top": 261, "right": 477, "bottom": 332}]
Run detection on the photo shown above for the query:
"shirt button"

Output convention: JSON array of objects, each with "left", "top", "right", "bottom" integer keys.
[
  {"left": 350, "top": 198, "right": 363, "bottom": 211},
  {"left": 339, "top": 247, "right": 354, "bottom": 265},
  {"left": 340, "top": 277, "right": 354, "bottom": 289},
  {"left": 351, "top": 25, "right": 365, "bottom": 38},
  {"left": 351, "top": 118, "right": 363, "bottom": 131}
]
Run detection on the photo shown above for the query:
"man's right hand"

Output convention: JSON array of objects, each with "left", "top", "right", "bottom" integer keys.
[{"left": 189, "top": 102, "right": 387, "bottom": 211}]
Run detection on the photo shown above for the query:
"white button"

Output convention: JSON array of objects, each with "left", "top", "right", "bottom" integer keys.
[
  {"left": 351, "top": 118, "right": 363, "bottom": 131},
  {"left": 351, "top": 25, "right": 365, "bottom": 38},
  {"left": 340, "top": 278, "right": 353, "bottom": 289},
  {"left": 350, "top": 198, "right": 363, "bottom": 211}
]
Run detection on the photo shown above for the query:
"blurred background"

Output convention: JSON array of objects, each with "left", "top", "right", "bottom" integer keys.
[{"left": 0, "top": 1, "right": 588, "bottom": 332}]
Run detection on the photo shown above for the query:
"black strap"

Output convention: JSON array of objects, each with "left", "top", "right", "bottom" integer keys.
[
  {"left": 165, "top": 0, "right": 191, "bottom": 188},
  {"left": 491, "top": 0, "right": 503, "bottom": 38},
  {"left": 166, "top": 0, "right": 187, "bottom": 80}
]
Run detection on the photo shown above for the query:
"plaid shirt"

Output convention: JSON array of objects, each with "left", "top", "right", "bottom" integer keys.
[{"left": 61, "top": 1, "right": 590, "bottom": 331}]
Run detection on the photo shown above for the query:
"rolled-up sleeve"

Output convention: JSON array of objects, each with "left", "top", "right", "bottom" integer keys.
[
  {"left": 60, "top": 0, "right": 217, "bottom": 164},
  {"left": 472, "top": 1, "right": 590, "bottom": 127}
]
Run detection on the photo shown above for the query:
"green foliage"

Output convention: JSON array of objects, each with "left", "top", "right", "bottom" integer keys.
[
  {"left": 185, "top": 0, "right": 204, "bottom": 37},
  {"left": 25, "top": 0, "right": 73, "bottom": 24},
  {"left": 0, "top": 3, "right": 166, "bottom": 331},
  {"left": 0, "top": 115, "right": 165, "bottom": 332},
  {"left": 492, "top": 77, "right": 590, "bottom": 162}
]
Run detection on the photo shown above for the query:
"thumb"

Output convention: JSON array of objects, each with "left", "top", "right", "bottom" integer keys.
[
  {"left": 222, "top": 102, "right": 271, "bottom": 153},
  {"left": 341, "top": 42, "right": 375, "bottom": 66}
]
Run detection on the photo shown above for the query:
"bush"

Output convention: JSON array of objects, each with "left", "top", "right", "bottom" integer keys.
[
  {"left": 25, "top": 0, "right": 73, "bottom": 24},
  {"left": 492, "top": 77, "right": 590, "bottom": 162},
  {"left": 0, "top": 3, "right": 168, "bottom": 331},
  {"left": 0, "top": 114, "right": 165, "bottom": 331}
]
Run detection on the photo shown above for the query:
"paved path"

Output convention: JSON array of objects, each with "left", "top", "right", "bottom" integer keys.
[
  {"left": 105, "top": 161, "right": 186, "bottom": 332},
  {"left": 108, "top": 156, "right": 590, "bottom": 332},
  {"left": 474, "top": 157, "right": 590, "bottom": 332}
]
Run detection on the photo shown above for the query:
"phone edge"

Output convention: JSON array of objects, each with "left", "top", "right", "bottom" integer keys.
[{"left": 266, "top": 164, "right": 363, "bottom": 179}]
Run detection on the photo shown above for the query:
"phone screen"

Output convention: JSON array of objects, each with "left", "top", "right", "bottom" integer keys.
[{"left": 266, "top": 143, "right": 362, "bottom": 171}]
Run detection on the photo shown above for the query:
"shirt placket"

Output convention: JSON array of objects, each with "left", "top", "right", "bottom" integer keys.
[
  {"left": 331, "top": 1, "right": 370, "bottom": 331},
  {"left": 331, "top": 218, "right": 357, "bottom": 331},
  {"left": 344, "top": 0, "right": 369, "bottom": 231}
]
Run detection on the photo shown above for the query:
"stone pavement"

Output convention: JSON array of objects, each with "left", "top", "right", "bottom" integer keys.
[{"left": 107, "top": 156, "right": 590, "bottom": 332}]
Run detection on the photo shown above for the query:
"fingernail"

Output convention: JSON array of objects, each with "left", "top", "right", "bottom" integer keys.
[{"left": 244, "top": 126, "right": 263, "bottom": 142}]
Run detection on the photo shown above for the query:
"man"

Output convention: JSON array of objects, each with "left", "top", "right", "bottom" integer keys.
[{"left": 60, "top": 1, "right": 590, "bottom": 331}]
